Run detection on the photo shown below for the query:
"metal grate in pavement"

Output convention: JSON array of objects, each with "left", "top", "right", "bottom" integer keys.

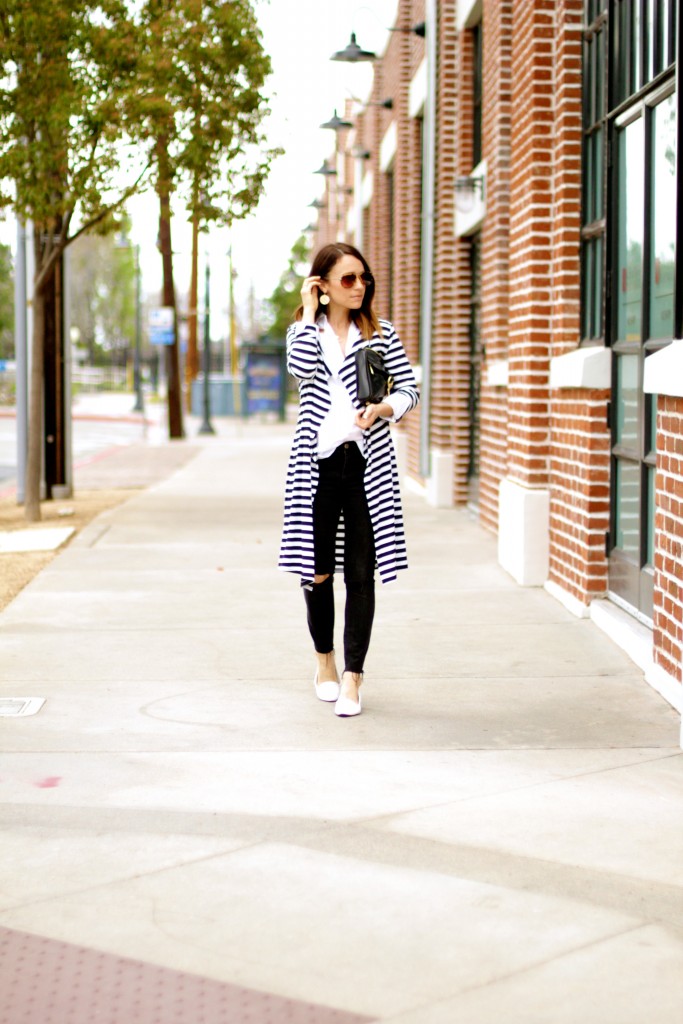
[
  {"left": 0, "top": 697, "right": 45, "bottom": 718},
  {"left": 0, "top": 925, "right": 376, "bottom": 1024}
]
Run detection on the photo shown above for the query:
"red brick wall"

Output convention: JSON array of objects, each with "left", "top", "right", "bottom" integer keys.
[
  {"left": 506, "top": 0, "right": 556, "bottom": 490},
  {"left": 341, "top": 0, "right": 426, "bottom": 480},
  {"left": 546, "top": 0, "right": 609, "bottom": 606},
  {"left": 548, "top": 390, "right": 611, "bottom": 601},
  {"left": 478, "top": 0, "right": 513, "bottom": 530},
  {"left": 654, "top": 396, "right": 683, "bottom": 683},
  {"left": 548, "top": 0, "right": 583, "bottom": 360},
  {"left": 429, "top": 1, "right": 471, "bottom": 502}
]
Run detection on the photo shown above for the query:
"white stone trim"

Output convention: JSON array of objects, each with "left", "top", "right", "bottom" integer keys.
[
  {"left": 643, "top": 339, "right": 683, "bottom": 397},
  {"left": 549, "top": 346, "right": 611, "bottom": 389},
  {"left": 544, "top": 582, "right": 682, "bottom": 741},
  {"left": 589, "top": 599, "right": 683, "bottom": 728},
  {"left": 409, "top": 58, "right": 428, "bottom": 118},
  {"left": 544, "top": 579, "right": 590, "bottom": 618},
  {"left": 498, "top": 478, "right": 550, "bottom": 586},
  {"left": 457, "top": 0, "right": 483, "bottom": 30},
  {"left": 346, "top": 205, "right": 355, "bottom": 236},
  {"left": 486, "top": 358, "right": 508, "bottom": 387},
  {"left": 380, "top": 121, "right": 397, "bottom": 172},
  {"left": 361, "top": 169, "right": 373, "bottom": 208},
  {"left": 426, "top": 448, "right": 454, "bottom": 508}
]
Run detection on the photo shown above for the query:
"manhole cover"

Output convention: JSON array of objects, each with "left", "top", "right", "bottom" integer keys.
[{"left": 0, "top": 698, "right": 45, "bottom": 718}]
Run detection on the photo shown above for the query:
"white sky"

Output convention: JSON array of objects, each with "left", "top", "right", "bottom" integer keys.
[
  {"left": 1, "top": 1, "right": 399, "bottom": 338},
  {"left": 128, "top": 0, "right": 399, "bottom": 335}
]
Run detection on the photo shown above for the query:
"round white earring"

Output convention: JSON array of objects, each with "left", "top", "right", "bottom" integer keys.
[{"left": 319, "top": 293, "right": 330, "bottom": 306}]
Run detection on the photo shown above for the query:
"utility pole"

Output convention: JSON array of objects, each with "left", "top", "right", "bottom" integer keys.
[
  {"left": 199, "top": 254, "right": 214, "bottom": 435},
  {"left": 132, "top": 244, "right": 143, "bottom": 413},
  {"left": 186, "top": 206, "right": 199, "bottom": 410}
]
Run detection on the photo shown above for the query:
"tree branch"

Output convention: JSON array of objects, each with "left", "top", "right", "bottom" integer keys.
[
  {"left": 66, "top": 158, "right": 152, "bottom": 250},
  {"left": 33, "top": 159, "right": 152, "bottom": 294}
]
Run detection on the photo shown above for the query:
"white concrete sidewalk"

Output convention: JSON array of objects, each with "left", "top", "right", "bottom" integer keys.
[{"left": 1, "top": 419, "right": 681, "bottom": 1023}]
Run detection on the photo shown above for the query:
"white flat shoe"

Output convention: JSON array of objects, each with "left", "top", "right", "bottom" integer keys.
[
  {"left": 334, "top": 691, "right": 362, "bottom": 717},
  {"left": 314, "top": 672, "right": 340, "bottom": 702}
]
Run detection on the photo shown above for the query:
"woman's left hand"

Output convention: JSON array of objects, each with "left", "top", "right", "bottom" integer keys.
[{"left": 355, "top": 402, "right": 391, "bottom": 429}]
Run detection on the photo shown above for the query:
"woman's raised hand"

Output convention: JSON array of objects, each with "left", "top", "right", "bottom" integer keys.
[{"left": 301, "top": 276, "right": 323, "bottom": 321}]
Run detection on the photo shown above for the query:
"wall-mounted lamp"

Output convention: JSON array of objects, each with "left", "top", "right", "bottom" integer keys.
[
  {"left": 336, "top": 186, "right": 354, "bottom": 196},
  {"left": 331, "top": 32, "right": 376, "bottom": 62},
  {"left": 454, "top": 176, "right": 484, "bottom": 213},
  {"left": 368, "top": 97, "right": 394, "bottom": 110},
  {"left": 308, "top": 198, "right": 326, "bottom": 209},
  {"left": 351, "top": 145, "right": 371, "bottom": 160},
  {"left": 389, "top": 22, "right": 426, "bottom": 37},
  {"left": 320, "top": 110, "right": 354, "bottom": 131},
  {"left": 314, "top": 160, "right": 338, "bottom": 177},
  {"left": 303, "top": 223, "right": 317, "bottom": 234}
]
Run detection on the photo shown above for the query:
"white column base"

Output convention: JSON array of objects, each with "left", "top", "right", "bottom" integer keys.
[
  {"left": 390, "top": 427, "right": 408, "bottom": 483},
  {"left": 544, "top": 579, "right": 590, "bottom": 618},
  {"left": 426, "top": 448, "right": 454, "bottom": 508},
  {"left": 498, "top": 477, "right": 550, "bottom": 586}
]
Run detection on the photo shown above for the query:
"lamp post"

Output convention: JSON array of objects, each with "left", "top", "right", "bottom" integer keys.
[
  {"left": 331, "top": 32, "right": 376, "bottom": 63},
  {"left": 199, "top": 253, "right": 215, "bottom": 435},
  {"left": 132, "top": 244, "right": 144, "bottom": 413},
  {"left": 320, "top": 110, "right": 354, "bottom": 132}
]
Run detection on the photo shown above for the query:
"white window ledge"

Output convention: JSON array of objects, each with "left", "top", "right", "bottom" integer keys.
[
  {"left": 485, "top": 359, "right": 508, "bottom": 387},
  {"left": 457, "top": 0, "right": 483, "bottom": 30},
  {"left": 409, "top": 58, "right": 427, "bottom": 118},
  {"left": 549, "top": 346, "right": 611, "bottom": 389},
  {"left": 380, "top": 121, "right": 397, "bottom": 172},
  {"left": 643, "top": 340, "right": 683, "bottom": 397}
]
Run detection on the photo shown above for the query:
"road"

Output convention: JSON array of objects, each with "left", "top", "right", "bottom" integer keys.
[{"left": 0, "top": 393, "right": 167, "bottom": 493}]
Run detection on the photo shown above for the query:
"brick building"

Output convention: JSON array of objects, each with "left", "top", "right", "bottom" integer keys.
[{"left": 312, "top": 0, "right": 682, "bottom": 731}]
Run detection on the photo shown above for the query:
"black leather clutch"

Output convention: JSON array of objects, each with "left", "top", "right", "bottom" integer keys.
[{"left": 354, "top": 347, "right": 393, "bottom": 404}]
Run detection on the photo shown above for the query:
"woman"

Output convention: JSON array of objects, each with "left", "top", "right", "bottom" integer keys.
[{"left": 279, "top": 243, "right": 419, "bottom": 717}]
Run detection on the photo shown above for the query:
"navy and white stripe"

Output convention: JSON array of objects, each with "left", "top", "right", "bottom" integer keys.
[{"left": 278, "top": 317, "right": 420, "bottom": 586}]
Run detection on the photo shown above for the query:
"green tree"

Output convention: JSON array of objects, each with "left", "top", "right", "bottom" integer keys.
[
  {"left": 134, "top": 0, "right": 281, "bottom": 437},
  {"left": 0, "top": 1, "right": 147, "bottom": 520},
  {"left": 69, "top": 229, "right": 136, "bottom": 366},
  {"left": 0, "top": 243, "right": 13, "bottom": 360},
  {"left": 267, "top": 235, "right": 310, "bottom": 341}
]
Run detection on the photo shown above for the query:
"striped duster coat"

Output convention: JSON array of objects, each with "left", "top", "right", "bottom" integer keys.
[{"left": 278, "top": 316, "right": 420, "bottom": 587}]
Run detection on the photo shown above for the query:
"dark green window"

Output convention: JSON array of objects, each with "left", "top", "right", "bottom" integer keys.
[
  {"left": 613, "top": 0, "right": 677, "bottom": 105},
  {"left": 472, "top": 23, "right": 483, "bottom": 169},
  {"left": 582, "top": 1, "right": 679, "bottom": 620},
  {"left": 581, "top": 5, "right": 607, "bottom": 342}
]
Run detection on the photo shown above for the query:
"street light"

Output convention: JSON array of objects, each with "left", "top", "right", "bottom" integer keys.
[
  {"left": 454, "top": 176, "right": 485, "bottom": 213},
  {"left": 132, "top": 244, "right": 144, "bottom": 413},
  {"left": 389, "top": 22, "right": 426, "bottom": 37},
  {"left": 331, "top": 32, "right": 376, "bottom": 63},
  {"left": 314, "top": 159, "right": 337, "bottom": 177},
  {"left": 320, "top": 110, "right": 354, "bottom": 131},
  {"left": 198, "top": 253, "right": 215, "bottom": 435}
]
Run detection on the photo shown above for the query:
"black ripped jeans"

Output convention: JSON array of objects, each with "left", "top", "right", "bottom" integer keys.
[{"left": 304, "top": 442, "right": 376, "bottom": 674}]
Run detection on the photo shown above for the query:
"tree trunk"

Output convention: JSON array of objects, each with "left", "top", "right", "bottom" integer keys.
[
  {"left": 156, "top": 134, "right": 184, "bottom": 439},
  {"left": 24, "top": 233, "right": 45, "bottom": 522}
]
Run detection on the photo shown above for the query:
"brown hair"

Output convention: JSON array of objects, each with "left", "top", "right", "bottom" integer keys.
[{"left": 294, "top": 242, "right": 382, "bottom": 340}]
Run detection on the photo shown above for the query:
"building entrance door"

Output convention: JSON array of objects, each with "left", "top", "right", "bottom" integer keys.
[
  {"left": 608, "top": 86, "right": 677, "bottom": 621},
  {"left": 467, "top": 233, "right": 483, "bottom": 507}
]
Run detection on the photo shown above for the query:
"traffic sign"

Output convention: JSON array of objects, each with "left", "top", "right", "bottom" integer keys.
[{"left": 149, "top": 307, "right": 175, "bottom": 346}]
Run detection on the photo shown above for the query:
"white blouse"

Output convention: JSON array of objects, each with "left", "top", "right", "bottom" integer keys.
[{"left": 315, "top": 317, "right": 411, "bottom": 459}]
